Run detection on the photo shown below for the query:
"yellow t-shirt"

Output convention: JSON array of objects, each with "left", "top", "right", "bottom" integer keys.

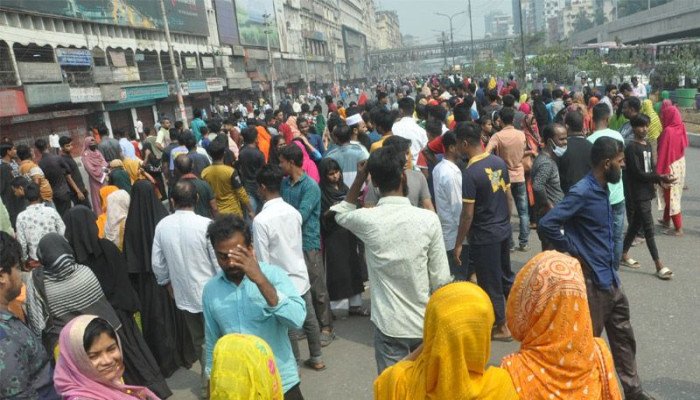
[
  {"left": 19, "top": 160, "right": 53, "bottom": 201},
  {"left": 201, "top": 164, "right": 249, "bottom": 216}
]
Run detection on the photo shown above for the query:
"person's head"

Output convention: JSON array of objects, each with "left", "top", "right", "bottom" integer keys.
[
  {"left": 241, "top": 127, "right": 258, "bottom": 146},
  {"left": 174, "top": 153, "right": 193, "bottom": 176},
  {"left": 605, "top": 84, "right": 618, "bottom": 97},
  {"left": 318, "top": 158, "right": 342, "bottom": 186},
  {"left": 80, "top": 317, "right": 124, "bottom": 382},
  {"left": 502, "top": 94, "right": 515, "bottom": 108},
  {"left": 425, "top": 119, "right": 443, "bottom": 140},
  {"left": 301, "top": 103, "right": 310, "bottom": 114},
  {"left": 97, "top": 124, "right": 110, "bottom": 138},
  {"left": 278, "top": 143, "right": 303, "bottom": 175},
  {"left": 442, "top": 131, "right": 458, "bottom": 159},
  {"left": 25, "top": 182, "right": 41, "bottom": 203},
  {"left": 552, "top": 88, "right": 563, "bottom": 100},
  {"left": 270, "top": 135, "right": 285, "bottom": 154},
  {"left": 541, "top": 123, "right": 568, "bottom": 157},
  {"left": 332, "top": 124, "right": 352, "bottom": 144},
  {"left": 0, "top": 142, "right": 16, "bottom": 159},
  {"left": 563, "top": 94, "right": 573, "bottom": 107},
  {"left": 207, "top": 136, "right": 228, "bottom": 161},
  {"left": 591, "top": 136, "right": 624, "bottom": 184},
  {"left": 11, "top": 176, "right": 28, "bottom": 197},
  {"left": 431, "top": 87, "right": 440, "bottom": 99},
  {"left": 367, "top": 146, "right": 406, "bottom": 196},
  {"left": 0, "top": 232, "right": 23, "bottom": 305},
  {"left": 478, "top": 115, "right": 493, "bottom": 135},
  {"left": 181, "top": 132, "right": 197, "bottom": 151},
  {"left": 256, "top": 164, "right": 284, "bottom": 200},
  {"left": 454, "top": 121, "right": 482, "bottom": 157},
  {"left": 631, "top": 76, "right": 638, "bottom": 86},
  {"left": 377, "top": 92, "right": 389, "bottom": 105},
  {"left": 370, "top": 107, "right": 395, "bottom": 135},
  {"left": 592, "top": 103, "right": 611, "bottom": 128},
  {"left": 487, "top": 89, "right": 499, "bottom": 103},
  {"left": 297, "top": 119, "right": 310, "bottom": 135},
  {"left": 499, "top": 107, "right": 514, "bottom": 126},
  {"left": 172, "top": 179, "right": 197, "bottom": 210},
  {"left": 383, "top": 135, "right": 411, "bottom": 169},
  {"left": 194, "top": 108, "right": 203, "bottom": 119},
  {"left": 619, "top": 82, "right": 633, "bottom": 98},
  {"left": 144, "top": 126, "right": 154, "bottom": 136},
  {"left": 622, "top": 96, "right": 641, "bottom": 119},
  {"left": 35, "top": 138, "right": 48, "bottom": 153},
  {"left": 174, "top": 121, "right": 184, "bottom": 131},
  {"left": 312, "top": 104, "right": 322, "bottom": 116},
  {"left": 398, "top": 97, "right": 415, "bottom": 118},
  {"left": 207, "top": 215, "right": 253, "bottom": 282},
  {"left": 113, "top": 129, "right": 126, "bottom": 140},
  {"left": 426, "top": 105, "right": 447, "bottom": 124},
  {"left": 510, "top": 88, "right": 521, "bottom": 102},
  {"left": 58, "top": 136, "right": 73, "bottom": 154},
  {"left": 564, "top": 110, "right": 584, "bottom": 134},
  {"left": 630, "top": 114, "right": 650, "bottom": 140},
  {"left": 453, "top": 102, "right": 471, "bottom": 123}
]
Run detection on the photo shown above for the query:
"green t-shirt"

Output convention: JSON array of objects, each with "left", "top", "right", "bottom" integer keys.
[{"left": 587, "top": 129, "right": 625, "bottom": 205}]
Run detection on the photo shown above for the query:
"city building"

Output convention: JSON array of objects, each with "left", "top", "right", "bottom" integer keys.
[
  {"left": 375, "top": 10, "right": 402, "bottom": 50},
  {"left": 513, "top": 0, "right": 545, "bottom": 35},
  {"left": 485, "top": 11, "right": 514, "bottom": 38}
]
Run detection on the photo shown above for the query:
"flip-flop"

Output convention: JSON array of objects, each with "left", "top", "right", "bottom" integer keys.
[
  {"left": 656, "top": 267, "right": 673, "bottom": 280},
  {"left": 303, "top": 359, "right": 327, "bottom": 371},
  {"left": 620, "top": 258, "right": 641, "bottom": 269},
  {"left": 663, "top": 229, "right": 684, "bottom": 237}
]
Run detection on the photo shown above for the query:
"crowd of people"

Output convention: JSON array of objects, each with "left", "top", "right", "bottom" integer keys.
[{"left": 0, "top": 71, "right": 689, "bottom": 400}]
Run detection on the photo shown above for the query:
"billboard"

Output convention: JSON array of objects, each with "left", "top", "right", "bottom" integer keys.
[
  {"left": 214, "top": 0, "right": 240, "bottom": 46},
  {"left": 0, "top": 0, "right": 208, "bottom": 36},
  {"left": 234, "top": 0, "right": 279, "bottom": 48}
]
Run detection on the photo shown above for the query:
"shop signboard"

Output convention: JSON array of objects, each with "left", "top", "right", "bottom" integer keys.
[
  {"left": 69, "top": 87, "right": 102, "bottom": 103},
  {"left": 55, "top": 48, "right": 92, "bottom": 66},
  {"left": 206, "top": 77, "right": 225, "bottom": 92},
  {"left": 0, "top": 89, "right": 29, "bottom": 117},
  {"left": 188, "top": 80, "right": 208, "bottom": 94},
  {"left": 24, "top": 84, "right": 71, "bottom": 107},
  {"left": 119, "top": 83, "right": 169, "bottom": 103}
]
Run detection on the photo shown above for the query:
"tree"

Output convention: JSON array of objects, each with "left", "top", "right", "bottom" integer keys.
[
  {"left": 651, "top": 47, "right": 699, "bottom": 90},
  {"left": 530, "top": 47, "right": 574, "bottom": 84},
  {"left": 572, "top": 10, "right": 595, "bottom": 33}
]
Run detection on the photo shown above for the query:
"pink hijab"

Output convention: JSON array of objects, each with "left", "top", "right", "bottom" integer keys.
[
  {"left": 657, "top": 100, "right": 688, "bottom": 175},
  {"left": 54, "top": 315, "right": 160, "bottom": 400},
  {"left": 519, "top": 102, "right": 532, "bottom": 115},
  {"left": 81, "top": 136, "right": 107, "bottom": 180},
  {"left": 287, "top": 116, "right": 301, "bottom": 138},
  {"left": 293, "top": 140, "right": 320, "bottom": 182}
]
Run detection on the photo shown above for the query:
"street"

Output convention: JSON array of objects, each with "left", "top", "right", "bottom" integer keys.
[{"left": 167, "top": 147, "right": 700, "bottom": 400}]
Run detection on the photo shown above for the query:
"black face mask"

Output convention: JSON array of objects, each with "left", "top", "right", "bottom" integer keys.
[{"left": 605, "top": 165, "right": 622, "bottom": 184}]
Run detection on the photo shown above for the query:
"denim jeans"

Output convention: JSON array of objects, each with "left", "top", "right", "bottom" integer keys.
[
  {"left": 374, "top": 324, "right": 422, "bottom": 374},
  {"left": 510, "top": 182, "right": 530, "bottom": 247},
  {"left": 612, "top": 200, "right": 625, "bottom": 270}
]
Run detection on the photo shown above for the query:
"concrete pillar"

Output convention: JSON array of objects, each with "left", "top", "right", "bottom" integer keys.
[
  {"left": 130, "top": 107, "right": 138, "bottom": 132},
  {"left": 152, "top": 105, "right": 159, "bottom": 124},
  {"left": 102, "top": 111, "right": 113, "bottom": 137},
  {"left": 7, "top": 42, "right": 22, "bottom": 86}
]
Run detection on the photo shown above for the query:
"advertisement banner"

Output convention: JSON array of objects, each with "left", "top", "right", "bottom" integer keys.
[
  {"left": 0, "top": 0, "right": 208, "bottom": 36},
  {"left": 188, "top": 80, "right": 208, "bottom": 94},
  {"left": 55, "top": 48, "right": 92, "bottom": 66},
  {"left": 206, "top": 77, "right": 224, "bottom": 92},
  {"left": 69, "top": 87, "right": 102, "bottom": 103},
  {"left": 234, "top": 0, "right": 280, "bottom": 48},
  {"left": 214, "top": 0, "right": 240, "bottom": 45}
]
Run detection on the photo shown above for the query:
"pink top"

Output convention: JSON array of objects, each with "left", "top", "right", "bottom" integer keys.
[
  {"left": 657, "top": 100, "right": 688, "bottom": 175},
  {"left": 485, "top": 126, "right": 526, "bottom": 183}
]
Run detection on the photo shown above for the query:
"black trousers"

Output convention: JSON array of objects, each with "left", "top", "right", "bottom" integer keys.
[
  {"left": 284, "top": 384, "right": 304, "bottom": 400},
  {"left": 623, "top": 199, "right": 659, "bottom": 261},
  {"left": 469, "top": 239, "right": 513, "bottom": 325},
  {"left": 54, "top": 194, "right": 72, "bottom": 217}
]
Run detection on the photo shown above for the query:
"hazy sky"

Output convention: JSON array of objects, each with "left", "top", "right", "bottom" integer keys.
[{"left": 377, "top": 0, "right": 512, "bottom": 46}]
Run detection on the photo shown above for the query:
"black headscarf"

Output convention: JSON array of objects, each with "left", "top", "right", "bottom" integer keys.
[
  {"left": 318, "top": 158, "right": 348, "bottom": 213},
  {"left": 124, "top": 180, "right": 169, "bottom": 274},
  {"left": 63, "top": 205, "right": 102, "bottom": 263},
  {"left": 37, "top": 233, "right": 77, "bottom": 278}
]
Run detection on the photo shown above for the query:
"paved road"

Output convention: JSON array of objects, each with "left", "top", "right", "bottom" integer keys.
[{"left": 168, "top": 147, "right": 700, "bottom": 400}]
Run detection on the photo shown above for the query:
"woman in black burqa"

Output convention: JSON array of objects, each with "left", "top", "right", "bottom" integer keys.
[{"left": 122, "top": 180, "right": 197, "bottom": 377}]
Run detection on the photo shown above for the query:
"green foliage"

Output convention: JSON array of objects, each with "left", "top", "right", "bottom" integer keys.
[
  {"left": 651, "top": 47, "right": 699, "bottom": 90},
  {"left": 530, "top": 47, "right": 573, "bottom": 84}
]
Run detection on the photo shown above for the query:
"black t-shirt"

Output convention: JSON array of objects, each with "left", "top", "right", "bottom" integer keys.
[
  {"left": 461, "top": 153, "right": 511, "bottom": 245},
  {"left": 558, "top": 136, "right": 592, "bottom": 194},
  {"left": 61, "top": 154, "right": 86, "bottom": 192},
  {"left": 38, "top": 153, "right": 71, "bottom": 197},
  {"left": 237, "top": 145, "right": 265, "bottom": 194},
  {"left": 624, "top": 140, "right": 658, "bottom": 202}
]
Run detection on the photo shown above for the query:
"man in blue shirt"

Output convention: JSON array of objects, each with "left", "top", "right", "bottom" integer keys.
[
  {"left": 190, "top": 108, "right": 207, "bottom": 143},
  {"left": 202, "top": 215, "right": 306, "bottom": 399},
  {"left": 538, "top": 137, "right": 655, "bottom": 400},
  {"left": 279, "top": 144, "right": 334, "bottom": 346}
]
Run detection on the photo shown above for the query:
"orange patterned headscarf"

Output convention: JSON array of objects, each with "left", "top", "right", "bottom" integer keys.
[{"left": 502, "top": 251, "right": 622, "bottom": 400}]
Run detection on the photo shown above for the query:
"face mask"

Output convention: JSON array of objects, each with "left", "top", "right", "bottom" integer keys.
[{"left": 550, "top": 140, "right": 567, "bottom": 157}]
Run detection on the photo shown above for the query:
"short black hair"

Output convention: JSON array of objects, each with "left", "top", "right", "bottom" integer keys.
[
  {"left": 502, "top": 94, "right": 515, "bottom": 108},
  {"left": 332, "top": 125, "right": 352, "bottom": 144},
  {"left": 370, "top": 107, "right": 395, "bottom": 133},
  {"left": 591, "top": 136, "right": 623, "bottom": 167},
  {"left": 280, "top": 143, "right": 303, "bottom": 167},
  {"left": 174, "top": 153, "right": 193, "bottom": 175},
  {"left": 172, "top": 179, "right": 197, "bottom": 209},
  {"left": 174, "top": 121, "right": 184, "bottom": 130},
  {"left": 398, "top": 97, "right": 415, "bottom": 116},
  {"left": 552, "top": 88, "right": 563, "bottom": 99},
  {"left": 207, "top": 136, "right": 227, "bottom": 161},
  {"left": 16, "top": 144, "right": 32, "bottom": 161},
  {"left": 241, "top": 127, "right": 258, "bottom": 145},
  {"left": 98, "top": 125, "right": 110, "bottom": 137},
  {"left": 605, "top": 84, "right": 617, "bottom": 94},
  {"left": 619, "top": 82, "right": 632, "bottom": 93},
  {"left": 83, "top": 318, "right": 117, "bottom": 354},
  {"left": 367, "top": 147, "right": 404, "bottom": 194},
  {"left": 113, "top": 128, "right": 125, "bottom": 139},
  {"left": 426, "top": 105, "right": 447, "bottom": 122},
  {"left": 454, "top": 122, "right": 481, "bottom": 147},
  {"left": 11, "top": 176, "right": 28, "bottom": 189},
  {"left": 383, "top": 135, "right": 411, "bottom": 160},
  {"left": 630, "top": 114, "right": 650, "bottom": 128},
  {"left": 442, "top": 131, "right": 457, "bottom": 149},
  {"left": 499, "top": 107, "right": 515, "bottom": 125},
  {"left": 592, "top": 103, "right": 611, "bottom": 123},
  {"left": 208, "top": 120, "right": 222, "bottom": 134},
  {"left": 626, "top": 96, "right": 641, "bottom": 112},
  {"left": 510, "top": 88, "right": 521, "bottom": 100},
  {"left": 181, "top": 132, "right": 197, "bottom": 150},
  {"left": 194, "top": 108, "right": 202, "bottom": 119},
  {"left": 0, "top": 142, "right": 14, "bottom": 158},
  {"left": 313, "top": 104, "right": 322, "bottom": 113},
  {"left": 301, "top": 103, "right": 310, "bottom": 113},
  {"left": 25, "top": 182, "right": 40, "bottom": 202},
  {"left": 565, "top": 110, "right": 584, "bottom": 132},
  {"left": 207, "top": 214, "right": 252, "bottom": 248},
  {"left": 35, "top": 138, "right": 48, "bottom": 152},
  {"left": 453, "top": 102, "right": 471, "bottom": 123},
  {"left": 541, "top": 123, "right": 564, "bottom": 144},
  {"left": 0, "top": 231, "right": 22, "bottom": 275},
  {"left": 256, "top": 164, "right": 284, "bottom": 193},
  {"left": 58, "top": 136, "right": 72, "bottom": 147},
  {"left": 487, "top": 89, "right": 499, "bottom": 102},
  {"left": 425, "top": 119, "right": 443, "bottom": 138}
]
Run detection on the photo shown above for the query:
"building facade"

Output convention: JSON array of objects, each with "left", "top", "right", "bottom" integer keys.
[
  {"left": 485, "top": 11, "right": 514, "bottom": 38},
  {"left": 375, "top": 10, "right": 402, "bottom": 50}
]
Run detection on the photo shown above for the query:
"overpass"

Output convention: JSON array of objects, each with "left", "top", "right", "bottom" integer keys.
[
  {"left": 369, "top": 36, "right": 516, "bottom": 68},
  {"left": 572, "top": 0, "right": 700, "bottom": 45}
]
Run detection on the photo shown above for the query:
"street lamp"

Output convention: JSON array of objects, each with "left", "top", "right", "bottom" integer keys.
[{"left": 435, "top": 11, "right": 467, "bottom": 69}]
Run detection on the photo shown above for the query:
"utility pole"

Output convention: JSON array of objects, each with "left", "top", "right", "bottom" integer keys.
[
  {"left": 263, "top": 12, "right": 277, "bottom": 107},
  {"left": 436, "top": 11, "right": 467, "bottom": 70},
  {"left": 517, "top": 0, "right": 527, "bottom": 83},
  {"left": 159, "top": 0, "right": 186, "bottom": 125},
  {"left": 468, "top": 0, "right": 475, "bottom": 75},
  {"left": 440, "top": 31, "right": 448, "bottom": 71}
]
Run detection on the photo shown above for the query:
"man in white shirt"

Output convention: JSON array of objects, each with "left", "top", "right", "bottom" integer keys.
[
  {"left": 392, "top": 97, "right": 427, "bottom": 169},
  {"left": 252, "top": 164, "right": 324, "bottom": 370},
  {"left": 151, "top": 180, "right": 218, "bottom": 395},
  {"left": 432, "top": 132, "right": 467, "bottom": 280},
  {"left": 330, "top": 147, "right": 451, "bottom": 374},
  {"left": 631, "top": 77, "right": 647, "bottom": 99},
  {"left": 155, "top": 118, "right": 172, "bottom": 151}
]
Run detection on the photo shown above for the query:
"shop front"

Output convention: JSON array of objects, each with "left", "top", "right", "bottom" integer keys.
[{"left": 104, "top": 82, "right": 168, "bottom": 136}]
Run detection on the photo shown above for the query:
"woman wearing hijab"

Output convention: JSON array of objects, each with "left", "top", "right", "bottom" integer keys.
[
  {"left": 25, "top": 233, "right": 122, "bottom": 356},
  {"left": 292, "top": 139, "right": 320, "bottom": 183},
  {"left": 81, "top": 136, "right": 107, "bottom": 214},
  {"left": 142, "top": 139, "right": 166, "bottom": 200},
  {"left": 109, "top": 159, "right": 132, "bottom": 194},
  {"left": 62, "top": 206, "right": 171, "bottom": 398},
  {"left": 209, "top": 334, "right": 284, "bottom": 400},
  {"left": 318, "top": 159, "right": 366, "bottom": 316},
  {"left": 501, "top": 251, "right": 622, "bottom": 400},
  {"left": 96, "top": 185, "right": 118, "bottom": 237},
  {"left": 374, "top": 282, "right": 518, "bottom": 400},
  {"left": 531, "top": 89, "right": 549, "bottom": 133},
  {"left": 54, "top": 315, "right": 161, "bottom": 400},
  {"left": 657, "top": 100, "right": 688, "bottom": 236},
  {"left": 123, "top": 180, "right": 196, "bottom": 377},
  {"left": 104, "top": 190, "right": 130, "bottom": 251}
]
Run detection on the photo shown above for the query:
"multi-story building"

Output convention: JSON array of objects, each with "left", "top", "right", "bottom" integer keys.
[
  {"left": 561, "top": 0, "right": 595, "bottom": 38},
  {"left": 513, "top": 0, "right": 545, "bottom": 35},
  {"left": 375, "top": 10, "right": 402, "bottom": 50},
  {"left": 485, "top": 11, "right": 514, "bottom": 38}
]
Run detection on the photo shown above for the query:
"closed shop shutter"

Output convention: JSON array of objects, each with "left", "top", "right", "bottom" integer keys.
[{"left": 109, "top": 109, "right": 132, "bottom": 136}]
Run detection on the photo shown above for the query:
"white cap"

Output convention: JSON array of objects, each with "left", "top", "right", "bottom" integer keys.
[{"left": 346, "top": 113, "right": 363, "bottom": 126}]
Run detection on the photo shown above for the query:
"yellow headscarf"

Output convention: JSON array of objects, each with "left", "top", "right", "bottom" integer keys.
[
  {"left": 210, "top": 334, "right": 283, "bottom": 400},
  {"left": 488, "top": 76, "right": 497, "bottom": 90},
  {"left": 123, "top": 158, "right": 144, "bottom": 184},
  {"left": 641, "top": 99, "right": 663, "bottom": 141},
  {"left": 502, "top": 251, "right": 622, "bottom": 400},
  {"left": 374, "top": 282, "right": 518, "bottom": 400}
]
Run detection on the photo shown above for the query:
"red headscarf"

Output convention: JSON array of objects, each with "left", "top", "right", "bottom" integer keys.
[{"left": 656, "top": 100, "right": 688, "bottom": 175}]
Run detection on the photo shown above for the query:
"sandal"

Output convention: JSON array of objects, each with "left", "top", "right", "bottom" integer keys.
[
  {"left": 320, "top": 330, "right": 335, "bottom": 347},
  {"left": 663, "top": 229, "right": 683, "bottom": 237},
  {"left": 620, "top": 258, "right": 641, "bottom": 269},
  {"left": 656, "top": 267, "right": 673, "bottom": 280},
  {"left": 303, "top": 359, "right": 327, "bottom": 371},
  {"left": 348, "top": 306, "right": 370, "bottom": 317},
  {"left": 657, "top": 219, "right": 670, "bottom": 229}
]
